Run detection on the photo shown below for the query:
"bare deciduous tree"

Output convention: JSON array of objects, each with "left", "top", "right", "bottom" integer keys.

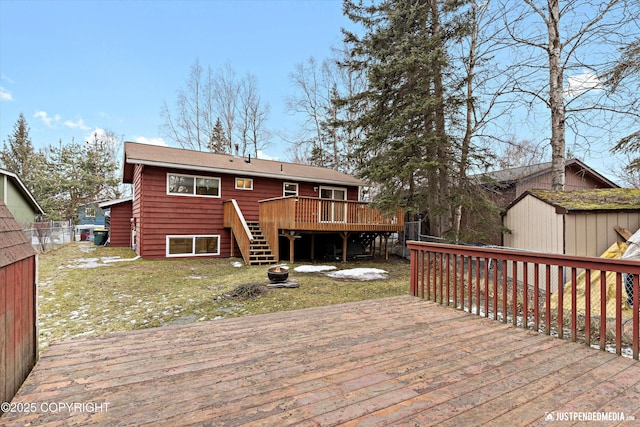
[
  {"left": 498, "top": 0, "right": 640, "bottom": 190},
  {"left": 286, "top": 50, "right": 365, "bottom": 173},
  {"left": 161, "top": 60, "right": 270, "bottom": 156}
]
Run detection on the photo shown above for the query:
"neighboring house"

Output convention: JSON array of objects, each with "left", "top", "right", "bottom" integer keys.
[
  {"left": 0, "top": 168, "right": 44, "bottom": 227},
  {"left": 0, "top": 199, "right": 38, "bottom": 406},
  {"left": 120, "top": 142, "right": 403, "bottom": 264},
  {"left": 469, "top": 159, "right": 619, "bottom": 245},
  {"left": 76, "top": 202, "right": 106, "bottom": 227},
  {"left": 99, "top": 197, "right": 133, "bottom": 248},
  {"left": 478, "top": 158, "right": 619, "bottom": 208}
]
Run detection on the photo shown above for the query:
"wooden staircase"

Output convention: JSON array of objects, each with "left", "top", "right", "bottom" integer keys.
[{"left": 246, "top": 222, "right": 277, "bottom": 265}]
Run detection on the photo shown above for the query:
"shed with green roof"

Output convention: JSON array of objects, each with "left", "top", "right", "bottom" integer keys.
[{"left": 503, "top": 188, "right": 640, "bottom": 258}]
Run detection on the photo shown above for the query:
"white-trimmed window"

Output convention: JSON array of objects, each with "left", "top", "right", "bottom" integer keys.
[
  {"left": 166, "top": 235, "right": 220, "bottom": 257},
  {"left": 283, "top": 182, "right": 298, "bottom": 197},
  {"left": 167, "top": 173, "right": 220, "bottom": 197},
  {"left": 235, "top": 177, "right": 253, "bottom": 190}
]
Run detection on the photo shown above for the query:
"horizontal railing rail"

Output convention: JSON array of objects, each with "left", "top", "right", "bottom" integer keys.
[{"left": 408, "top": 241, "right": 640, "bottom": 360}]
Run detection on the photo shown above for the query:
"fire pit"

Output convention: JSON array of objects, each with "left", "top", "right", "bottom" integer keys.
[{"left": 267, "top": 265, "right": 289, "bottom": 283}]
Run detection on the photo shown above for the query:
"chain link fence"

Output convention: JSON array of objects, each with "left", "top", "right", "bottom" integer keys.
[{"left": 24, "top": 221, "right": 73, "bottom": 252}]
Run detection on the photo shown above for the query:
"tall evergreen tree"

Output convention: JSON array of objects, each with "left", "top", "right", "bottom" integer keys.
[
  {"left": 341, "top": 0, "right": 465, "bottom": 237},
  {"left": 1, "top": 113, "right": 45, "bottom": 186}
]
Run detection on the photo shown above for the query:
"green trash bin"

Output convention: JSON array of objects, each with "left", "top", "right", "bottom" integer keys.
[{"left": 94, "top": 229, "right": 109, "bottom": 246}]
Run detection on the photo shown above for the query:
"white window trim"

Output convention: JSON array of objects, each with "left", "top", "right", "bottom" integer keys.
[
  {"left": 319, "top": 186, "right": 348, "bottom": 200},
  {"left": 166, "top": 173, "right": 221, "bottom": 198},
  {"left": 235, "top": 177, "right": 254, "bottom": 190},
  {"left": 166, "top": 235, "right": 221, "bottom": 257},
  {"left": 283, "top": 182, "right": 299, "bottom": 197}
]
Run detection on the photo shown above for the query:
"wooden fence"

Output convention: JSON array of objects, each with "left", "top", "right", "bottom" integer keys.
[{"left": 408, "top": 241, "right": 640, "bottom": 360}]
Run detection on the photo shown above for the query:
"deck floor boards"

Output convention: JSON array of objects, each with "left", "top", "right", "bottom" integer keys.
[{"left": 2, "top": 295, "right": 639, "bottom": 426}]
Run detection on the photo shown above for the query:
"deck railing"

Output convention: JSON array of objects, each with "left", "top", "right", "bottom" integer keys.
[
  {"left": 408, "top": 241, "right": 640, "bottom": 360},
  {"left": 223, "top": 200, "right": 253, "bottom": 264},
  {"left": 259, "top": 196, "right": 403, "bottom": 231}
]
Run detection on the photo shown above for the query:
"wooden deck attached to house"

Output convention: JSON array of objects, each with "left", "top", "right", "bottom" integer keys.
[{"left": 3, "top": 295, "right": 640, "bottom": 426}]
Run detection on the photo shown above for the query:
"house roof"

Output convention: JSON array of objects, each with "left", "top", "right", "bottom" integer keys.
[
  {"left": 477, "top": 159, "right": 619, "bottom": 188},
  {"left": 0, "top": 199, "right": 37, "bottom": 268},
  {"left": 0, "top": 168, "right": 45, "bottom": 215},
  {"left": 515, "top": 188, "right": 640, "bottom": 213},
  {"left": 99, "top": 197, "right": 133, "bottom": 209},
  {"left": 122, "top": 142, "right": 365, "bottom": 187}
]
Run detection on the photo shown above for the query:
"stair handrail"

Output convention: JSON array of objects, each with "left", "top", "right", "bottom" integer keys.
[
  {"left": 224, "top": 199, "right": 254, "bottom": 264},
  {"left": 231, "top": 199, "right": 254, "bottom": 241}
]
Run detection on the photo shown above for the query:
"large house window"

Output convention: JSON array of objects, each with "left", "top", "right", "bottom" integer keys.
[
  {"left": 166, "top": 235, "right": 220, "bottom": 257},
  {"left": 167, "top": 173, "right": 220, "bottom": 197},
  {"left": 283, "top": 182, "right": 298, "bottom": 197},
  {"left": 235, "top": 177, "right": 253, "bottom": 190}
]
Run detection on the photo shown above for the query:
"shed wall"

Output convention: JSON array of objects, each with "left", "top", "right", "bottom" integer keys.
[
  {"left": 503, "top": 195, "right": 563, "bottom": 254},
  {"left": 565, "top": 211, "right": 640, "bottom": 257},
  {"left": 503, "top": 195, "right": 564, "bottom": 293},
  {"left": 0, "top": 202, "right": 37, "bottom": 408}
]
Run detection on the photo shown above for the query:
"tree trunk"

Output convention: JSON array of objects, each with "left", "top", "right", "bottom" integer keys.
[
  {"left": 547, "top": 0, "right": 565, "bottom": 190},
  {"left": 431, "top": 0, "right": 453, "bottom": 236}
]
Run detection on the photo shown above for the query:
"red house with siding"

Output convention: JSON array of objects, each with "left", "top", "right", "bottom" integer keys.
[{"left": 119, "top": 142, "right": 403, "bottom": 264}]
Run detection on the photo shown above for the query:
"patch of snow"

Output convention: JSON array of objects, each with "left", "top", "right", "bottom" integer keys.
[
  {"left": 294, "top": 265, "right": 337, "bottom": 273},
  {"left": 231, "top": 261, "right": 243, "bottom": 268},
  {"left": 103, "top": 256, "right": 141, "bottom": 263},
  {"left": 327, "top": 268, "right": 388, "bottom": 281},
  {"left": 59, "top": 257, "right": 114, "bottom": 269}
]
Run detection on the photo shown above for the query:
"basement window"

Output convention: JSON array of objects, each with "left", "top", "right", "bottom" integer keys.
[{"left": 166, "top": 235, "right": 220, "bottom": 257}]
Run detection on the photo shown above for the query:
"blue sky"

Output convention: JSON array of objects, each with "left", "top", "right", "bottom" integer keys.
[{"left": 0, "top": 0, "right": 348, "bottom": 160}]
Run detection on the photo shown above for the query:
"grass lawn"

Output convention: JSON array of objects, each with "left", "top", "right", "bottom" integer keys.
[{"left": 37, "top": 242, "right": 411, "bottom": 352}]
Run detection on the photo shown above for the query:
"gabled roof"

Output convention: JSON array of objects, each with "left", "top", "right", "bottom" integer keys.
[
  {"left": 477, "top": 158, "right": 619, "bottom": 188},
  {"left": 122, "top": 142, "right": 364, "bottom": 187},
  {"left": 508, "top": 188, "right": 640, "bottom": 214},
  {"left": 0, "top": 199, "right": 36, "bottom": 268},
  {"left": 0, "top": 168, "right": 45, "bottom": 215}
]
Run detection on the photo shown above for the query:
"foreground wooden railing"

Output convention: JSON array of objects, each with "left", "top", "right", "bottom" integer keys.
[
  {"left": 223, "top": 200, "right": 253, "bottom": 264},
  {"left": 408, "top": 241, "right": 640, "bottom": 360}
]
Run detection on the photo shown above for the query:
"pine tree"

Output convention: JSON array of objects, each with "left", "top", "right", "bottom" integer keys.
[
  {"left": 341, "top": 0, "right": 464, "bottom": 237},
  {"left": 0, "top": 113, "right": 44, "bottom": 185}
]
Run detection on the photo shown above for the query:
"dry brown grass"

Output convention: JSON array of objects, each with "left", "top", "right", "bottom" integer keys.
[{"left": 37, "top": 242, "right": 410, "bottom": 352}]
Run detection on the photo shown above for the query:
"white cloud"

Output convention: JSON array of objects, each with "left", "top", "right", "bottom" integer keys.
[
  {"left": 63, "top": 118, "right": 90, "bottom": 131},
  {"left": 134, "top": 136, "right": 167, "bottom": 146},
  {"left": 33, "top": 111, "right": 60, "bottom": 127},
  {"left": 0, "top": 87, "right": 12, "bottom": 101},
  {"left": 85, "top": 128, "right": 107, "bottom": 142},
  {"left": 257, "top": 150, "right": 279, "bottom": 161},
  {"left": 566, "top": 71, "right": 602, "bottom": 97}
]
